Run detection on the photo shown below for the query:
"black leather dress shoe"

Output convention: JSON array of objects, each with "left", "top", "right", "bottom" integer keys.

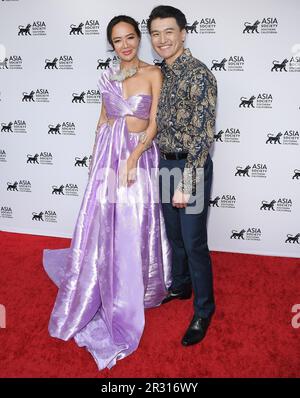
[
  {"left": 181, "top": 315, "right": 212, "bottom": 346},
  {"left": 161, "top": 287, "right": 192, "bottom": 304}
]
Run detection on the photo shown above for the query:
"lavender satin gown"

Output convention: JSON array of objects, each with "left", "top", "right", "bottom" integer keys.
[{"left": 43, "top": 66, "right": 172, "bottom": 370}]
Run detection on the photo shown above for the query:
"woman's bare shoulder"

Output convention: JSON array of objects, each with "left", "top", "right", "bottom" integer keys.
[{"left": 139, "top": 61, "right": 162, "bottom": 77}]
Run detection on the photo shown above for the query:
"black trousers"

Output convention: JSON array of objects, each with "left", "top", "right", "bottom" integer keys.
[{"left": 159, "top": 154, "right": 215, "bottom": 318}]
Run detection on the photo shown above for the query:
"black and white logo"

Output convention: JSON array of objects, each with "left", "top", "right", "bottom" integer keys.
[
  {"left": 239, "top": 95, "right": 256, "bottom": 108},
  {"left": 230, "top": 227, "right": 262, "bottom": 241},
  {"left": 239, "top": 93, "right": 273, "bottom": 109},
  {"left": 72, "top": 89, "right": 100, "bottom": 104},
  {"left": 186, "top": 18, "right": 216, "bottom": 34},
  {"left": 209, "top": 194, "right": 236, "bottom": 209},
  {"left": 0, "top": 206, "right": 13, "bottom": 219},
  {"left": 74, "top": 156, "right": 90, "bottom": 168},
  {"left": 242, "top": 18, "right": 278, "bottom": 34},
  {"left": 44, "top": 56, "right": 74, "bottom": 70},
  {"left": 266, "top": 130, "right": 299, "bottom": 146},
  {"left": 69, "top": 20, "right": 100, "bottom": 35},
  {"left": 18, "top": 21, "right": 47, "bottom": 36},
  {"left": 260, "top": 198, "right": 292, "bottom": 213},
  {"left": 98, "top": 55, "right": 120, "bottom": 69},
  {"left": 0, "top": 55, "right": 23, "bottom": 70},
  {"left": 22, "top": 89, "right": 50, "bottom": 103},
  {"left": 242, "top": 20, "right": 260, "bottom": 34},
  {"left": 32, "top": 210, "right": 58, "bottom": 223},
  {"left": 271, "top": 57, "right": 300, "bottom": 73},
  {"left": 26, "top": 152, "right": 53, "bottom": 165},
  {"left": 1, "top": 120, "right": 27, "bottom": 134},
  {"left": 214, "top": 128, "right": 241, "bottom": 143},
  {"left": 0, "top": 122, "right": 13, "bottom": 133},
  {"left": 52, "top": 185, "right": 65, "bottom": 195},
  {"left": 285, "top": 233, "right": 300, "bottom": 244},
  {"left": 97, "top": 57, "right": 111, "bottom": 70},
  {"left": 51, "top": 183, "right": 79, "bottom": 196},
  {"left": 211, "top": 56, "right": 245, "bottom": 72},
  {"left": 48, "top": 122, "right": 76, "bottom": 136},
  {"left": 235, "top": 164, "right": 268, "bottom": 178},
  {"left": 7, "top": 180, "right": 32, "bottom": 193}
]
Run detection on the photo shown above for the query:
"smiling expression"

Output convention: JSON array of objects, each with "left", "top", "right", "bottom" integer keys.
[
  {"left": 111, "top": 22, "right": 140, "bottom": 62},
  {"left": 149, "top": 17, "right": 186, "bottom": 64}
]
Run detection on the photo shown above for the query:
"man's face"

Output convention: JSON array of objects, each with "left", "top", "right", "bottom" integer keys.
[{"left": 150, "top": 17, "right": 185, "bottom": 64}]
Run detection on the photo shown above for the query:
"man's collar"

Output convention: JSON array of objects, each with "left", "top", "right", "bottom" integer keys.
[{"left": 161, "top": 48, "right": 192, "bottom": 76}]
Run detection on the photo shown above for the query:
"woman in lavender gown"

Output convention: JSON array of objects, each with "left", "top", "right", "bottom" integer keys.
[{"left": 43, "top": 15, "right": 171, "bottom": 370}]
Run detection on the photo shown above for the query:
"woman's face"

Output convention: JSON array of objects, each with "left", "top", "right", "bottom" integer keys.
[{"left": 111, "top": 22, "right": 140, "bottom": 62}]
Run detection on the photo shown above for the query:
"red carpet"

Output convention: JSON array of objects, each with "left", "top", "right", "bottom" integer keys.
[{"left": 0, "top": 231, "right": 299, "bottom": 378}]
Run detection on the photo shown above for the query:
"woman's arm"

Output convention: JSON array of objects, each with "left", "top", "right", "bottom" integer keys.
[
  {"left": 120, "top": 67, "right": 162, "bottom": 186},
  {"left": 96, "top": 100, "right": 108, "bottom": 129},
  {"left": 130, "top": 67, "right": 163, "bottom": 161}
]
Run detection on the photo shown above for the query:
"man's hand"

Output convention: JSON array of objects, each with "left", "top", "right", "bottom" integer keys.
[{"left": 172, "top": 189, "right": 190, "bottom": 208}]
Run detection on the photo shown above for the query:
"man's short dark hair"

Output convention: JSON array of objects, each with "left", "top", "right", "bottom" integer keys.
[{"left": 147, "top": 5, "right": 187, "bottom": 33}]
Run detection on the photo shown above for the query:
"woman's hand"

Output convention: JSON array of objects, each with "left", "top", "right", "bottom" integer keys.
[{"left": 120, "top": 155, "right": 138, "bottom": 187}]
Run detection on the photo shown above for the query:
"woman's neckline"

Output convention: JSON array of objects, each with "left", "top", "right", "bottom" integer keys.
[{"left": 109, "top": 64, "right": 152, "bottom": 102}]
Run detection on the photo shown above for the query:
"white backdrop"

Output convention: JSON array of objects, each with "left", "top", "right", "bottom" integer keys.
[{"left": 0, "top": 0, "right": 299, "bottom": 258}]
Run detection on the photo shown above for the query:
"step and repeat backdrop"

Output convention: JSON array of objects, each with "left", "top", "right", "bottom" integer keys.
[{"left": 0, "top": 0, "right": 299, "bottom": 257}]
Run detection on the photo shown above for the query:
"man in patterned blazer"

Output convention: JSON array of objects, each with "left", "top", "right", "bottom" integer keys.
[{"left": 148, "top": 5, "right": 218, "bottom": 346}]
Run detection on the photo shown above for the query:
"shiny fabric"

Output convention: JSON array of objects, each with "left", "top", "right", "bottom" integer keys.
[{"left": 43, "top": 66, "right": 172, "bottom": 370}]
